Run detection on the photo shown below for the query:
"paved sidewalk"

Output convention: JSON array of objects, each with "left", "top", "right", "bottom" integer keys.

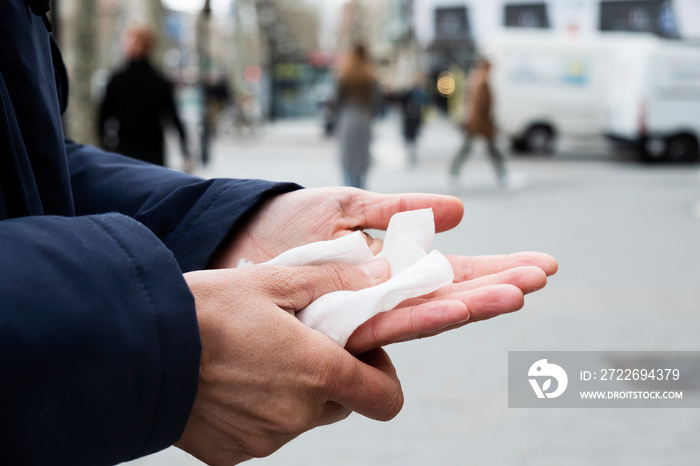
[{"left": 128, "top": 116, "right": 700, "bottom": 466}]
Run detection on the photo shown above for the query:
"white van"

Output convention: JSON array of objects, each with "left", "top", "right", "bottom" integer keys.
[
  {"left": 605, "top": 37, "right": 700, "bottom": 163},
  {"left": 484, "top": 30, "right": 612, "bottom": 154}
]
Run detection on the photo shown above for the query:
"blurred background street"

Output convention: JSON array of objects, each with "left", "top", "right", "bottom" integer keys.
[
  {"left": 133, "top": 115, "right": 700, "bottom": 466},
  {"left": 47, "top": 0, "right": 700, "bottom": 464}
]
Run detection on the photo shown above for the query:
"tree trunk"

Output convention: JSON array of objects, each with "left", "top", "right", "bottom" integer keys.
[{"left": 66, "top": 0, "right": 97, "bottom": 145}]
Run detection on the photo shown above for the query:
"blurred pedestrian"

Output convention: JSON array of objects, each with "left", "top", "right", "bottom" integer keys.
[
  {"left": 203, "top": 70, "right": 232, "bottom": 139},
  {"left": 99, "top": 26, "right": 190, "bottom": 169},
  {"left": 449, "top": 59, "right": 508, "bottom": 188},
  {"left": 336, "top": 44, "right": 378, "bottom": 189},
  {"left": 399, "top": 78, "right": 429, "bottom": 168}
]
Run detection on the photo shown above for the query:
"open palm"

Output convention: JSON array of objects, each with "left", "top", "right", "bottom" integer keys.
[{"left": 211, "top": 187, "right": 558, "bottom": 354}]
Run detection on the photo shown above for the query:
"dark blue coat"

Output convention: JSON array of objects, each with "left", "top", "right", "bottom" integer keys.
[{"left": 0, "top": 2, "right": 298, "bottom": 464}]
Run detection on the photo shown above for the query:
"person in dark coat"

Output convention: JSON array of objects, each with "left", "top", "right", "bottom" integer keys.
[
  {"left": 449, "top": 59, "right": 509, "bottom": 187},
  {"left": 99, "top": 26, "right": 189, "bottom": 167},
  {"left": 0, "top": 2, "right": 557, "bottom": 464},
  {"left": 399, "top": 79, "right": 429, "bottom": 168}
]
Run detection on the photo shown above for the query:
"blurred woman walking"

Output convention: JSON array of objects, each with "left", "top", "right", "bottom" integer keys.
[{"left": 336, "top": 44, "right": 377, "bottom": 189}]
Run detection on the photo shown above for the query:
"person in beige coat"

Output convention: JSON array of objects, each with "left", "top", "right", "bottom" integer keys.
[{"left": 449, "top": 59, "right": 508, "bottom": 187}]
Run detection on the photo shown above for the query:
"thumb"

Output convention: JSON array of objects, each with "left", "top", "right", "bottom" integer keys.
[
  {"left": 324, "top": 347, "right": 404, "bottom": 421},
  {"left": 261, "top": 259, "right": 390, "bottom": 311}
]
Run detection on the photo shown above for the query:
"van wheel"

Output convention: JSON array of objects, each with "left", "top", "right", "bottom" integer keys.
[
  {"left": 664, "top": 135, "right": 700, "bottom": 163},
  {"left": 524, "top": 125, "right": 554, "bottom": 154},
  {"left": 510, "top": 137, "right": 529, "bottom": 154}
]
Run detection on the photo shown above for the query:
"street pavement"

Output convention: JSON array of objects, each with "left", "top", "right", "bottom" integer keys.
[{"left": 126, "top": 115, "right": 700, "bottom": 466}]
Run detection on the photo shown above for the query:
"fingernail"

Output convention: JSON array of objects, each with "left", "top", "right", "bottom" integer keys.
[{"left": 360, "top": 259, "right": 389, "bottom": 280}]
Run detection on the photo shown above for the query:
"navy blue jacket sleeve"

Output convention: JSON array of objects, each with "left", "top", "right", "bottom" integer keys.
[
  {"left": 0, "top": 213, "right": 201, "bottom": 465},
  {"left": 67, "top": 141, "right": 301, "bottom": 272},
  {"left": 1, "top": 2, "right": 302, "bottom": 464}
]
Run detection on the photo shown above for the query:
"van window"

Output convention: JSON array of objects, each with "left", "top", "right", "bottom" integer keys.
[
  {"left": 599, "top": 0, "right": 679, "bottom": 38},
  {"left": 504, "top": 3, "right": 551, "bottom": 29}
]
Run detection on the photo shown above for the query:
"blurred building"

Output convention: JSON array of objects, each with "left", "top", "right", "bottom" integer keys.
[
  {"left": 54, "top": 0, "right": 333, "bottom": 136},
  {"left": 53, "top": 0, "right": 699, "bottom": 132},
  {"left": 255, "top": 0, "right": 326, "bottom": 119}
]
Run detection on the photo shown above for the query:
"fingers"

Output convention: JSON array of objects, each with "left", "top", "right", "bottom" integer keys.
[
  {"left": 345, "top": 266, "right": 548, "bottom": 354},
  {"left": 346, "top": 284, "right": 525, "bottom": 354},
  {"left": 441, "top": 284, "right": 525, "bottom": 323},
  {"left": 425, "top": 265, "right": 548, "bottom": 299},
  {"left": 322, "top": 347, "right": 404, "bottom": 421},
  {"left": 358, "top": 230, "right": 385, "bottom": 256},
  {"left": 448, "top": 252, "right": 559, "bottom": 280},
  {"left": 342, "top": 189, "right": 464, "bottom": 233},
  {"left": 346, "top": 299, "right": 470, "bottom": 354}
]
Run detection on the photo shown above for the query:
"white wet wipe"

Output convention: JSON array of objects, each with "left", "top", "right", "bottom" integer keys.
[{"left": 241, "top": 209, "right": 455, "bottom": 347}]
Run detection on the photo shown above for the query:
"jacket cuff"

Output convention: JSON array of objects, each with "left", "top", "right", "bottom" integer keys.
[
  {"left": 91, "top": 214, "right": 202, "bottom": 460},
  {"left": 165, "top": 179, "right": 301, "bottom": 272},
  {"left": 0, "top": 213, "right": 201, "bottom": 464}
]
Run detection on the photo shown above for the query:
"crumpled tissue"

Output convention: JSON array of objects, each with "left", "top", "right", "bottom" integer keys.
[{"left": 242, "top": 209, "right": 455, "bottom": 347}]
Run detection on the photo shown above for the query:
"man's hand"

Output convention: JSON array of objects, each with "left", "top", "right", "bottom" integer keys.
[
  {"left": 209, "top": 187, "right": 466, "bottom": 268},
  {"left": 210, "top": 187, "right": 558, "bottom": 355},
  {"left": 176, "top": 261, "right": 401, "bottom": 466},
  {"left": 346, "top": 253, "right": 557, "bottom": 354}
]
